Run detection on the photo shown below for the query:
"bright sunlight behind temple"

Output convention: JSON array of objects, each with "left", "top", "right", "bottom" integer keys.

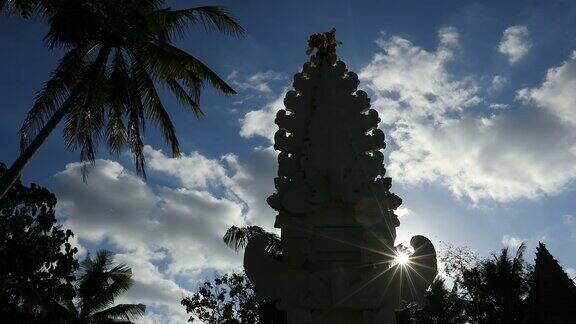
[{"left": 394, "top": 249, "right": 411, "bottom": 266}]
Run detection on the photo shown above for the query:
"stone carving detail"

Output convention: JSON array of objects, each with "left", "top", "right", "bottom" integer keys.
[{"left": 245, "top": 52, "right": 438, "bottom": 324}]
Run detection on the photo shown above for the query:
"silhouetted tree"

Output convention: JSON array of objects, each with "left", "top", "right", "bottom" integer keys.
[
  {"left": 438, "top": 241, "right": 480, "bottom": 282},
  {"left": 223, "top": 226, "right": 282, "bottom": 257},
  {"left": 0, "top": 0, "right": 245, "bottom": 200},
  {"left": 413, "top": 278, "right": 467, "bottom": 324},
  {"left": 182, "top": 271, "right": 284, "bottom": 324},
  {"left": 55, "top": 250, "right": 145, "bottom": 323},
  {"left": 0, "top": 162, "right": 79, "bottom": 322},
  {"left": 459, "top": 243, "right": 531, "bottom": 324}
]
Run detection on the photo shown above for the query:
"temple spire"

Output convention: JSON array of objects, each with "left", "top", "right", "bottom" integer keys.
[
  {"left": 244, "top": 34, "right": 437, "bottom": 324},
  {"left": 306, "top": 27, "right": 342, "bottom": 56}
]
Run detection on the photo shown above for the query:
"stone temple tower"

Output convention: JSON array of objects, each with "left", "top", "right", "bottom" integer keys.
[{"left": 244, "top": 38, "right": 438, "bottom": 324}]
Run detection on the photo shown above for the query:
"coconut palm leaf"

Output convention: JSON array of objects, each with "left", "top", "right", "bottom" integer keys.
[
  {"left": 153, "top": 5, "right": 244, "bottom": 40},
  {"left": 223, "top": 226, "right": 282, "bottom": 256},
  {"left": 74, "top": 250, "right": 144, "bottom": 322},
  {"left": 148, "top": 41, "right": 236, "bottom": 95},
  {"left": 19, "top": 44, "right": 91, "bottom": 150},
  {"left": 91, "top": 303, "right": 146, "bottom": 322}
]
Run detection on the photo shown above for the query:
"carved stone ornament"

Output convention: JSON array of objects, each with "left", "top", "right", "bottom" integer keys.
[{"left": 244, "top": 50, "right": 438, "bottom": 324}]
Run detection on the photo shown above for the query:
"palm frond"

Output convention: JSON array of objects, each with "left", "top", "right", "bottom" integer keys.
[
  {"left": 132, "top": 59, "right": 180, "bottom": 157},
  {"left": 106, "top": 49, "right": 130, "bottom": 156},
  {"left": 166, "top": 78, "right": 202, "bottom": 116},
  {"left": 183, "top": 70, "right": 203, "bottom": 104},
  {"left": 0, "top": 0, "right": 11, "bottom": 13},
  {"left": 223, "top": 226, "right": 281, "bottom": 255},
  {"left": 107, "top": 264, "right": 133, "bottom": 299},
  {"left": 20, "top": 45, "right": 90, "bottom": 151},
  {"left": 126, "top": 94, "right": 146, "bottom": 177},
  {"left": 91, "top": 303, "right": 146, "bottom": 322},
  {"left": 153, "top": 5, "right": 245, "bottom": 40},
  {"left": 514, "top": 242, "right": 526, "bottom": 261},
  {"left": 144, "top": 42, "right": 236, "bottom": 95},
  {"left": 1, "top": 0, "right": 43, "bottom": 17},
  {"left": 62, "top": 47, "right": 110, "bottom": 179},
  {"left": 106, "top": 103, "right": 128, "bottom": 157},
  {"left": 78, "top": 250, "right": 130, "bottom": 316}
]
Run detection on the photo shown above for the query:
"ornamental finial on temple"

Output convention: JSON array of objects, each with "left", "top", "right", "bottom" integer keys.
[{"left": 306, "top": 27, "right": 342, "bottom": 56}]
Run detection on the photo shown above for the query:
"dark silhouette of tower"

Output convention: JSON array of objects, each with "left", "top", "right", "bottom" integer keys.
[{"left": 525, "top": 242, "right": 576, "bottom": 323}]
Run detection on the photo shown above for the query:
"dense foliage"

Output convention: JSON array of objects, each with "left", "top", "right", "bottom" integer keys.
[
  {"left": 182, "top": 272, "right": 284, "bottom": 324},
  {"left": 0, "top": 162, "right": 78, "bottom": 322},
  {"left": 0, "top": 163, "right": 144, "bottom": 323},
  {"left": 397, "top": 243, "right": 532, "bottom": 324}
]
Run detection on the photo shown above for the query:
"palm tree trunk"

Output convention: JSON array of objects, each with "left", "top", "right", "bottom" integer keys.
[
  {"left": 0, "top": 46, "right": 110, "bottom": 201},
  {"left": 0, "top": 103, "right": 71, "bottom": 200}
]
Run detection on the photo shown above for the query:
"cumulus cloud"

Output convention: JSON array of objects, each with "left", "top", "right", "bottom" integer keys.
[
  {"left": 388, "top": 109, "right": 576, "bottom": 201},
  {"left": 517, "top": 51, "right": 576, "bottom": 124},
  {"left": 239, "top": 88, "right": 287, "bottom": 141},
  {"left": 237, "top": 29, "right": 576, "bottom": 203},
  {"left": 55, "top": 145, "right": 279, "bottom": 322},
  {"left": 498, "top": 25, "right": 532, "bottom": 64},
  {"left": 360, "top": 29, "right": 576, "bottom": 202},
  {"left": 359, "top": 28, "right": 481, "bottom": 124},
  {"left": 221, "top": 147, "right": 278, "bottom": 231},
  {"left": 502, "top": 234, "right": 525, "bottom": 248},
  {"left": 144, "top": 146, "right": 229, "bottom": 190}
]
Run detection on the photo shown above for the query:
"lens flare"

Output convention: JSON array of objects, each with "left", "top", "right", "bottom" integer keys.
[{"left": 394, "top": 250, "right": 410, "bottom": 265}]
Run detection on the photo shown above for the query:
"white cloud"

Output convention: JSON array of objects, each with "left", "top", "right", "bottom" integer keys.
[
  {"left": 359, "top": 28, "right": 481, "bottom": 124},
  {"left": 55, "top": 144, "right": 279, "bottom": 322},
  {"left": 144, "top": 146, "right": 229, "bottom": 189},
  {"left": 498, "top": 25, "right": 532, "bottom": 64},
  {"left": 221, "top": 147, "right": 278, "bottom": 231},
  {"left": 56, "top": 159, "right": 245, "bottom": 271},
  {"left": 488, "top": 103, "right": 510, "bottom": 109},
  {"left": 388, "top": 109, "right": 576, "bottom": 201},
  {"left": 238, "top": 29, "right": 576, "bottom": 203},
  {"left": 228, "top": 70, "right": 285, "bottom": 94},
  {"left": 502, "top": 234, "right": 525, "bottom": 248},
  {"left": 438, "top": 26, "right": 459, "bottom": 46},
  {"left": 395, "top": 206, "right": 411, "bottom": 219},
  {"left": 490, "top": 75, "right": 507, "bottom": 92},
  {"left": 359, "top": 29, "right": 576, "bottom": 202},
  {"left": 518, "top": 51, "right": 576, "bottom": 125},
  {"left": 239, "top": 88, "right": 287, "bottom": 141}
]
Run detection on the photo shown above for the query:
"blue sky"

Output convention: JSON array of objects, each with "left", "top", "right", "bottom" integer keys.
[{"left": 2, "top": 0, "right": 576, "bottom": 322}]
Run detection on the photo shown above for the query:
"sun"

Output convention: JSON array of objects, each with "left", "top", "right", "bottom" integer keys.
[{"left": 394, "top": 250, "right": 411, "bottom": 266}]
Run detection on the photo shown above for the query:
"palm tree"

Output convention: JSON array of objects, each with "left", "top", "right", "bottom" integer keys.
[
  {"left": 460, "top": 243, "right": 530, "bottom": 323},
  {"left": 223, "top": 225, "right": 282, "bottom": 256},
  {"left": 0, "top": 0, "right": 244, "bottom": 199},
  {"left": 415, "top": 278, "right": 467, "bottom": 324},
  {"left": 54, "top": 250, "right": 145, "bottom": 323}
]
